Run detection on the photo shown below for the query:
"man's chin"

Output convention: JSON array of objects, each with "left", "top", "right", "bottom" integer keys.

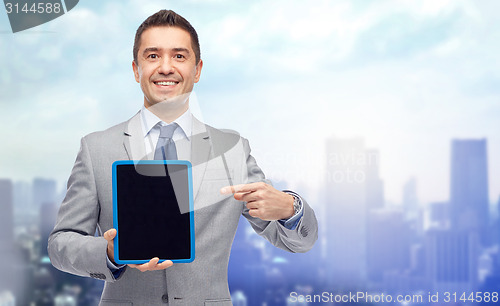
[{"left": 147, "top": 92, "right": 191, "bottom": 110}]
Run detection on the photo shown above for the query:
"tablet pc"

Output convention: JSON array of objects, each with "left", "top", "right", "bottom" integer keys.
[{"left": 112, "top": 160, "right": 195, "bottom": 264}]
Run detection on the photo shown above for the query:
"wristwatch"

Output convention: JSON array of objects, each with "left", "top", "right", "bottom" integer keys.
[{"left": 291, "top": 194, "right": 301, "bottom": 215}]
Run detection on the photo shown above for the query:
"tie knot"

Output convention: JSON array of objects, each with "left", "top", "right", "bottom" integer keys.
[{"left": 159, "top": 123, "right": 178, "bottom": 139}]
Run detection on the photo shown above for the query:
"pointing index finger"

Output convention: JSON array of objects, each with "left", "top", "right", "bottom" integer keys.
[{"left": 220, "top": 183, "right": 261, "bottom": 195}]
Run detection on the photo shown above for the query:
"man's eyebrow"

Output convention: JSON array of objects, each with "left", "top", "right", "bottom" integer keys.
[
  {"left": 142, "top": 47, "right": 160, "bottom": 56},
  {"left": 172, "top": 47, "right": 190, "bottom": 54}
]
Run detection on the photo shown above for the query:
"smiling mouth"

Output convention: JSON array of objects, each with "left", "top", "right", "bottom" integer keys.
[{"left": 154, "top": 81, "right": 178, "bottom": 86}]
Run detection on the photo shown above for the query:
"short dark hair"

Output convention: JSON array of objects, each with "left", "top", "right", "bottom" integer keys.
[{"left": 133, "top": 10, "right": 201, "bottom": 64}]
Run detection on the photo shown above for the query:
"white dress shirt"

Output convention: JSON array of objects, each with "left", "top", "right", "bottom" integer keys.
[{"left": 140, "top": 105, "right": 191, "bottom": 157}]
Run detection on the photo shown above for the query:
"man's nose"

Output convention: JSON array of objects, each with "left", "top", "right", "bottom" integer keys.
[{"left": 157, "top": 57, "right": 175, "bottom": 74}]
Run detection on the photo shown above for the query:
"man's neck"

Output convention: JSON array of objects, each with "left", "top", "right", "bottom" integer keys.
[{"left": 144, "top": 97, "right": 189, "bottom": 123}]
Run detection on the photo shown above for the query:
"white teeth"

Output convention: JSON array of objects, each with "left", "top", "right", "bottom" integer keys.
[{"left": 155, "top": 81, "right": 177, "bottom": 86}]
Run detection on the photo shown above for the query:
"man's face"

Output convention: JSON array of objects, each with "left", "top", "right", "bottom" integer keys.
[{"left": 132, "top": 26, "right": 203, "bottom": 107}]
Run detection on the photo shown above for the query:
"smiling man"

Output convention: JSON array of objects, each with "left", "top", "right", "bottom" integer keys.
[{"left": 48, "top": 10, "right": 318, "bottom": 305}]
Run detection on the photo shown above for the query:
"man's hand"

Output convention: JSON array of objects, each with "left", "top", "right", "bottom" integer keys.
[
  {"left": 128, "top": 257, "right": 173, "bottom": 272},
  {"left": 103, "top": 228, "right": 173, "bottom": 272},
  {"left": 103, "top": 228, "right": 118, "bottom": 264},
  {"left": 220, "top": 182, "right": 294, "bottom": 221}
]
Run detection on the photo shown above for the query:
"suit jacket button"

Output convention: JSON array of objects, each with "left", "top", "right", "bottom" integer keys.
[{"left": 162, "top": 294, "right": 168, "bottom": 303}]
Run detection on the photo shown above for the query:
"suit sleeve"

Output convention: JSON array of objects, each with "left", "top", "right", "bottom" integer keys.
[
  {"left": 48, "top": 137, "right": 121, "bottom": 282},
  {"left": 240, "top": 138, "right": 318, "bottom": 253}
]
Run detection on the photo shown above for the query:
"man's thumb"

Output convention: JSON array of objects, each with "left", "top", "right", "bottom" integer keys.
[{"left": 104, "top": 228, "right": 117, "bottom": 241}]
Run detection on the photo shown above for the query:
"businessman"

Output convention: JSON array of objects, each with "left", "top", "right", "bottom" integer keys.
[{"left": 49, "top": 10, "right": 318, "bottom": 305}]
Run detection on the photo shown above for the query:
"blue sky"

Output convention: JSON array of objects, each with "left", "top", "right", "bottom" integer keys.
[{"left": 1, "top": 0, "right": 499, "bottom": 206}]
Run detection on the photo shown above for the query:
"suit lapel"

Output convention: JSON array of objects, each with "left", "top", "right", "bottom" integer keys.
[
  {"left": 123, "top": 112, "right": 152, "bottom": 161},
  {"left": 191, "top": 116, "right": 211, "bottom": 201}
]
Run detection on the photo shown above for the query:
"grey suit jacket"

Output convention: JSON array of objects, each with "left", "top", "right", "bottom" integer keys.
[{"left": 48, "top": 112, "right": 318, "bottom": 305}]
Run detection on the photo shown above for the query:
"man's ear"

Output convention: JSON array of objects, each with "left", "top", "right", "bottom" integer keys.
[
  {"left": 132, "top": 60, "right": 140, "bottom": 83},
  {"left": 194, "top": 59, "right": 203, "bottom": 83}
]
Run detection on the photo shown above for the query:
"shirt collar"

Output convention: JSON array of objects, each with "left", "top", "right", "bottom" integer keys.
[{"left": 140, "top": 105, "right": 192, "bottom": 140}]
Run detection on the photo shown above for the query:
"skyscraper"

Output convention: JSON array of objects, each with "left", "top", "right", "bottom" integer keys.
[
  {"left": 0, "top": 179, "right": 14, "bottom": 253},
  {"left": 0, "top": 179, "right": 14, "bottom": 299},
  {"left": 32, "top": 178, "right": 57, "bottom": 211},
  {"left": 425, "top": 229, "right": 478, "bottom": 292},
  {"left": 450, "top": 139, "right": 489, "bottom": 246},
  {"left": 497, "top": 197, "right": 500, "bottom": 244},
  {"left": 13, "top": 181, "right": 32, "bottom": 217},
  {"left": 324, "top": 137, "right": 374, "bottom": 288},
  {"left": 493, "top": 197, "right": 500, "bottom": 246},
  {"left": 365, "top": 149, "right": 384, "bottom": 211},
  {"left": 428, "top": 202, "right": 450, "bottom": 229},
  {"left": 366, "top": 209, "right": 410, "bottom": 282},
  {"left": 403, "top": 177, "right": 418, "bottom": 218}
]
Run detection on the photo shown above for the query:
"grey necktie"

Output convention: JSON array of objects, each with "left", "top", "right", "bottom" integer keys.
[{"left": 154, "top": 123, "right": 178, "bottom": 160}]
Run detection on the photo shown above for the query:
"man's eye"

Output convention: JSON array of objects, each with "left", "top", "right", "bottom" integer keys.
[
  {"left": 147, "top": 54, "right": 158, "bottom": 59},
  {"left": 174, "top": 54, "right": 185, "bottom": 59}
]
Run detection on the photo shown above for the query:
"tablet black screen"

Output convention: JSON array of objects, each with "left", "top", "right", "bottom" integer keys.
[{"left": 115, "top": 163, "right": 191, "bottom": 261}]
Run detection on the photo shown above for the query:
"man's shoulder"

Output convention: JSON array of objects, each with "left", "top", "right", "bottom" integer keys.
[
  {"left": 84, "top": 121, "right": 127, "bottom": 141},
  {"left": 82, "top": 115, "right": 135, "bottom": 147}
]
